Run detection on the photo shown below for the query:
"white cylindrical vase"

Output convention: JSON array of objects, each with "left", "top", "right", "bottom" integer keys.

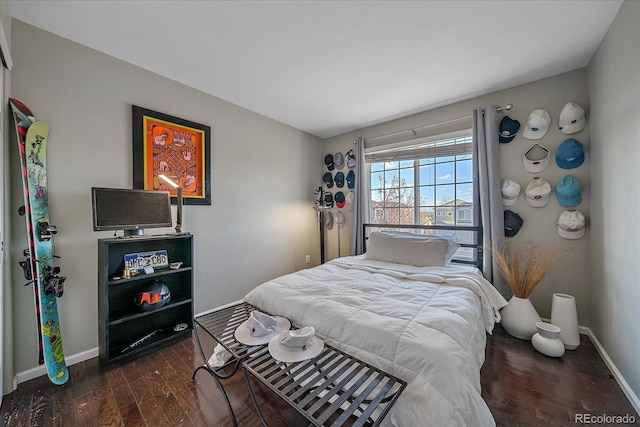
[
  {"left": 500, "top": 296, "right": 542, "bottom": 340},
  {"left": 550, "top": 293, "right": 580, "bottom": 350},
  {"left": 532, "top": 322, "right": 565, "bottom": 357}
]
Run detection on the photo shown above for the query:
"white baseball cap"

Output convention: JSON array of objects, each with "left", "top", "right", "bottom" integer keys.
[
  {"left": 268, "top": 327, "right": 325, "bottom": 363},
  {"left": 523, "top": 144, "right": 551, "bottom": 173},
  {"left": 501, "top": 179, "right": 521, "bottom": 206},
  {"left": 346, "top": 191, "right": 355, "bottom": 211},
  {"left": 557, "top": 210, "right": 586, "bottom": 240},
  {"left": 523, "top": 109, "right": 551, "bottom": 140},
  {"left": 525, "top": 177, "right": 551, "bottom": 207},
  {"left": 558, "top": 102, "right": 585, "bottom": 135}
]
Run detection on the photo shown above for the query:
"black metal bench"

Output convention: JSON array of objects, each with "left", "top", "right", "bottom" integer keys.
[{"left": 193, "top": 302, "right": 406, "bottom": 426}]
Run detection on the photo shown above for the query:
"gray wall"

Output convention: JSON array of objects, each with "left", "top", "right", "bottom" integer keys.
[
  {"left": 1, "top": 0, "right": 12, "bottom": 397},
  {"left": 9, "top": 20, "right": 322, "bottom": 376},
  {"left": 324, "top": 69, "right": 591, "bottom": 324},
  {"left": 588, "top": 0, "right": 640, "bottom": 407}
]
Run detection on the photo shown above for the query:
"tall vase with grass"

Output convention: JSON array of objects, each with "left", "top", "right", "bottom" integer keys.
[{"left": 494, "top": 240, "right": 569, "bottom": 340}]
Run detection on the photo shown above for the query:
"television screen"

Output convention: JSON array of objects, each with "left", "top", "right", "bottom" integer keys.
[{"left": 92, "top": 187, "right": 172, "bottom": 235}]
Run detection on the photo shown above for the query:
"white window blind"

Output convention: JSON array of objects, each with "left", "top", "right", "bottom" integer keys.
[{"left": 365, "top": 130, "right": 472, "bottom": 162}]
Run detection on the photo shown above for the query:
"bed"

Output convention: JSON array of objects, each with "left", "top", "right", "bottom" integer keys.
[{"left": 243, "top": 225, "right": 507, "bottom": 426}]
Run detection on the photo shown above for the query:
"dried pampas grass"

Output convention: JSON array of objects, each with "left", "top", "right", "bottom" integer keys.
[{"left": 493, "top": 240, "right": 571, "bottom": 298}]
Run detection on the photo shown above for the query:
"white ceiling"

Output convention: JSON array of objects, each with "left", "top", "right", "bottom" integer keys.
[{"left": 7, "top": 1, "right": 622, "bottom": 139}]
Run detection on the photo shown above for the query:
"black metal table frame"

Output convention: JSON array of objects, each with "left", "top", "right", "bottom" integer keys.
[{"left": 192, "top": 302, "right": 265, "bottom": 427}]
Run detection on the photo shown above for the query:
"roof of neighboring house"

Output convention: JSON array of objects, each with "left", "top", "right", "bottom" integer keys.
[{"left": 437, "top": 199, "right": 473, "bottom": 208}]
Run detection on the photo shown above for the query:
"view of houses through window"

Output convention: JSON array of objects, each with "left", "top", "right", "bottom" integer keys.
[{"left": 367, "top": 132, "right": 475, "bottom": 259}]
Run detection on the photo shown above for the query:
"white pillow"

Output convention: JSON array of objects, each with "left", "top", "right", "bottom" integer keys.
[{"left": 364, "top": 231, "right": 460, "bottom": 267}]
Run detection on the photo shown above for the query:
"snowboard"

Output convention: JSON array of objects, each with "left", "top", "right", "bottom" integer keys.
[
  {"left": 8, "top": 98, "right": 44, "bottom": 366},
  {"left": 10, "top": 98, "right": 69, "bottom": 385}
]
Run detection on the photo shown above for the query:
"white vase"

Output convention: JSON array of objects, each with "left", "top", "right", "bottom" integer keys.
[
  {"left": 500, "top": 296, "right": 542, "bottom": 340},
  {"left": 551, "top": 293, "right": 580, "bottom": 350},
  {"left": 532, "top": 322, "right": 566, "bottom": 357}
]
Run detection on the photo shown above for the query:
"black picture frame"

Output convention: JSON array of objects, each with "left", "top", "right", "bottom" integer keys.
[{"left": 132, "top": 105, "right": 211, "bottom": 205}]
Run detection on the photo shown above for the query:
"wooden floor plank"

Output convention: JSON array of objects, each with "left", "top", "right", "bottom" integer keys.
[
  {"left": 118, "top": 401, "right": 146, "bottom": 427},
  {"left": 1, "top": 326, "right": 638, "bottom": 426},
  {"left": 29, "top": 387, "right": 53, "bottom": 427},
  {"left": 94, "top": 390, "right": 123, "bottom": 427}
]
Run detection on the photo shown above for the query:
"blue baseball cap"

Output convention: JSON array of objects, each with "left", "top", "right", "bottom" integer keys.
[
  {"left": 556, "top": 175, "right": 581, "bottom": 207},
  {"left": 334, "top": 171, "right": 345, "bottom": 188},
  {"left": 346, "top": 170, "right": 355, "bottom": 189},
  {"left": 499, "top": 116, "right": 520, "bottom": 143},
  {"left": 556, "top": 138, "right": 584, "bottom": 169}
]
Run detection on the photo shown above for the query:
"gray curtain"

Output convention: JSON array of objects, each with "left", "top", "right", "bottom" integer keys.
[
  {"left": 352, "top": 137, "right": 369, "bottom": 255},
  {"left": 473, "top": 107, "right": 507, "bottom": 296}
]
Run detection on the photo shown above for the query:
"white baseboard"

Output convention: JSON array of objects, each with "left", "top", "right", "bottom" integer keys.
[
  {"left": 530, "top": 319, "right": 638, "bottom": 415},
  {"left": 15, "top": 347, "right": 99, "bottom": 385},
  {"left": 194, "top": 299, "right": 243, "bottom": 318},
  {"left": 584, "top": 327, "right": 640, "bottom": 416},
  {"left": 13, "top": 300, "right": 241, "bottom": 390},
  {"left": 13, "top": 299, "right": 243, "bottom": 386}
]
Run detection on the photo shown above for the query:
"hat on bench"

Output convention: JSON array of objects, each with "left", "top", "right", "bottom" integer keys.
[
  {"left": 268, "top": 327, "right": 325, "bottom": 363},
  {"left": 234, "top": 310, "right": 291, "bottom": 346}
]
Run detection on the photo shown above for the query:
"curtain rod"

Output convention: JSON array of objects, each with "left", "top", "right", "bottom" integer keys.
[{"left": 361, "top": 103, "right": 512, "bottom": 143}]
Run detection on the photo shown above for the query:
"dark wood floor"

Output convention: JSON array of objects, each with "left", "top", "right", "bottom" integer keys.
[{"left": 1, "top": 324, "right": 638, "bottom": 426}]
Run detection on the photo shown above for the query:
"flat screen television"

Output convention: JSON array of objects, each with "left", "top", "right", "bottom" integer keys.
[{"left": 92, "top": 187, "right": 172, "bottom": 236}]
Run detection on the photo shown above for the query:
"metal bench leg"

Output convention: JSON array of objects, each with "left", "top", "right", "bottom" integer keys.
[
  {"left": 244, "top": 366, "right": 268, "bottom": 427},
  {"left": 192, "top": 322, "right": 238, "bottom": 427}
]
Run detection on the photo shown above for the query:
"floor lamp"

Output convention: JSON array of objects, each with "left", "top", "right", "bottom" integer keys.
[{"left": 158, "top": 174, "right": 183, "bottom": 234}]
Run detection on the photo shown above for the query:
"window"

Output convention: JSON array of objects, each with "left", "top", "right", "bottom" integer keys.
[{"left": 367, "top": 131, "right": 474, "bottom": 229}]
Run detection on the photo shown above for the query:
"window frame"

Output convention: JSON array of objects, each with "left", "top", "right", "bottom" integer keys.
[{"left": 365, "top": 129, "right": 475, "bottom": 230}]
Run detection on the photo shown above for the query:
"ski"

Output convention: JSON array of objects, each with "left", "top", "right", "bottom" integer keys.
[
  {"left": 9, "top": 98, "right": 44, "bottom": 366},
  {"left": 10, "top": 97, "right": 69, "bottom": 385}
]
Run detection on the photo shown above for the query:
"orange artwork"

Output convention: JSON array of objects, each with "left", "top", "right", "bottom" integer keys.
[{"left": 133, "top": 106, "right": 211, "bottom": 205}]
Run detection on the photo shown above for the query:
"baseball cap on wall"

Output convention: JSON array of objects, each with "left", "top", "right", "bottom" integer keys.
[
  {"left": 346, "top": 191, "right": 355, "bottom": 210},
  {"left": 323, "top": 172, "right": 334, "bottom": 188},
  {"left": 504, "top": 210, "right": 523, "bottom": 237},
  {"left": 557, "top": 210, "right": 586, "bottom": 240},
  {"left": 346, "top": 150, "right": 356, "bottom": 169},
  {"left": 325, "top": 210, "right": 334, "bottom": 230},
  {"left": 523, "top": 144, "right": 551, "bottom": 173},
  {"left": 501, "top": 179, "right": 521, "bottom": 206},
  {"left": 324, "top": 154, "right": 335, "bottom": 171},
  {"left": 334, "top": 152, "right": 345, "bottom": 170},
  {"left": 556, "top": 175, "right": 582, "bottom": 207},
  {"left": 323, "top": 192, "right": 334, "bottom": 208},
  {"left": 525, "top": 177, "right": 551, "bottom": 207},
  {"left": 346, "top": 170, "right": 355, "bottom": 189},
  {"left": 335, "top": 191, "right": 346, "bottom": 208},
  {"left": 499, "top": 116, "right": 521, "bottom": 143},
  {"left": 558, "top": 102, "right": 586, "bottom": 134},
  {"left": 556, "top": 138, "right": 584, "bottom": 169},
  {"left": 523, "top": 109, "right": 551, "bottom": 140}
]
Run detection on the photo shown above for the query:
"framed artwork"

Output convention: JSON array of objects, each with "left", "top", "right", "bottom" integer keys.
[{"left": 133, "top": 106, "right": 211, "bottom": 205}]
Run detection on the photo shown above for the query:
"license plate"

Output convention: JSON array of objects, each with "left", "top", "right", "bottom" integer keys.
[{"left": 124, "top": 250, "right": 169, "bottom": 271}]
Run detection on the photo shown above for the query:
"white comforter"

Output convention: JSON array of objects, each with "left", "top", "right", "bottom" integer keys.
[{"left": 244, "top": 256, "right": 507, "bottom": 427}]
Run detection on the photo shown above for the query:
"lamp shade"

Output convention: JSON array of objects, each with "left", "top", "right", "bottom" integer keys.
[{"left": 158, "top": 174, "right": 183, "bottom": 233}]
